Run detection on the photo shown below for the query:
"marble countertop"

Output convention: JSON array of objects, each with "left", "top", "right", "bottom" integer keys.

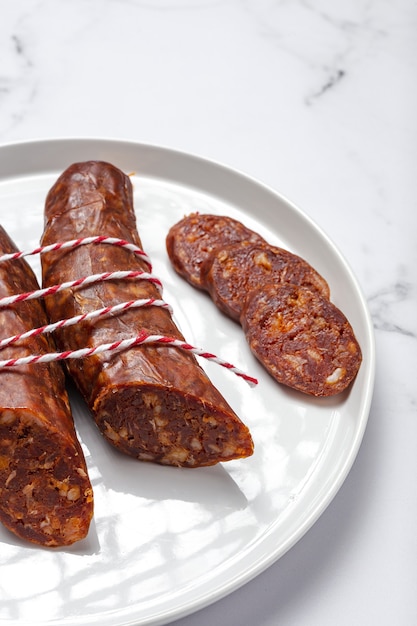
[{"left": 0, "top": 1, "right": 415, "bottom": 625}]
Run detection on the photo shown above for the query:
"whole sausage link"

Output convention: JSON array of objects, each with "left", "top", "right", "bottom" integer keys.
[{"left": 41, "top": 161, "right": 253, "bottom": 468}]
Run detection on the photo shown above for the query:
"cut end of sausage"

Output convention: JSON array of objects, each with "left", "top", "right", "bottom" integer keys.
[
  {"left": 0, "top": 409, "right": 93, "bottom": 547},
  {"left": 94, "top": 384, "right": 254, "bottom": 467}
]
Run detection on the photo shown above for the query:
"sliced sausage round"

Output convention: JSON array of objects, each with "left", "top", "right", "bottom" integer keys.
[
  {"left": 166, "top": 213, "right": 266, "bottom": 290},
  {"left": 202, "top": 242, "right": 330, "bottom": 321},
  {"left": 241, "top": 282, "right": 362, "bottom": 396}
]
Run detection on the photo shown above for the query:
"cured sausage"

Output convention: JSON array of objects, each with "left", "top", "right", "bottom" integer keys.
[
  {"left": 166, "top": 213, "right": 266, "bottom": 290},
  {"left": 40, "top": 162, "right": 253, "bottom": 468},
  {"left": 202, "top": 242, "right": 330, "bottom": 321},
  {"left": 241, "top": 283, "right": 362, "bottom": 396},
  {"left": 166, "top": 213, "right": 361, "bottom": 396},
  {"left": 0, "top": 226, "right": 93, "bottom": 546}
]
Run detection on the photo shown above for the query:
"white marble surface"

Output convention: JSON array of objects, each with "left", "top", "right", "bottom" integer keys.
[{"left": 0, "top": 1, "right": 416, "bottom": 625}]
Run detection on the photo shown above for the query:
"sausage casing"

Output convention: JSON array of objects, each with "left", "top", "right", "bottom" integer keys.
[
  {"left": 40, "top": 162, "right": 253, "bottom": 468},
  {"left": 0, "top": 226, "right": 93, "bottom": 546}
]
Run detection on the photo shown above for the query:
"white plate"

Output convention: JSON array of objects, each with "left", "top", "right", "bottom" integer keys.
[{"left": 0, "top": 138, "right": 375, "bottom": 626}]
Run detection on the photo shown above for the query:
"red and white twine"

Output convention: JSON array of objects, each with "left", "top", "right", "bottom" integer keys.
[
  {"left": 0, "top": 235, "right": 153, "bottom": 269},
  {"left": 0, "top": 237, "right": 257, "bottom": 386},
  {"left": 0, "top": 298, "right": 173, "bottom": 349},
  {"left": 0, "top": 270, "right": 163, "bottom": 308},
  {"left": 0, "top": 330, "right": 258, "bottom": 387}
]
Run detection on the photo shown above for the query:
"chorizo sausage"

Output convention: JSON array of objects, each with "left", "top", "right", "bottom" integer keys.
[
  {"left": 40, "top": 162, "right": 253, "bottom": 468},
  {"left": 202, "top": 242, "right": 330, "bottom": 321},
  {"left": 0, "top": 226, "right": 93, "bottom": 546},
  {"left": 241, "top": 282, "right": 362, "bottom": 396},
  {"left": 167, "top": 213, "right": 361, "bottom": 396},
  {"left": 166, "top": 213, "right": 266, "bottom": 290}
]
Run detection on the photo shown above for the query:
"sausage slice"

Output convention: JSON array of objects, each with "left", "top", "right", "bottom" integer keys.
[
  {"left": 202, "top": 242, "right": 330, "bottom": 321},
  {"left": 166, "top": 213, "right": 266, "bottom": 289},
  {"left": 241, "top": 283, "right": 362, "bottom": 396}
]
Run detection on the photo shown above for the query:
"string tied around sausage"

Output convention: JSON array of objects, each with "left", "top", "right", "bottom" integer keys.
[
  {"left": 0, "top": 235, "right": 153, "bottom": 270},
  {"left": 0, "top": 270, "right": 163, "bottom": 307},
  {"left": 0, "top": 329, "right": 258, "bottom": 387},
  {"left": 0, "top": 236, "right": 258, "bottom": 387}
]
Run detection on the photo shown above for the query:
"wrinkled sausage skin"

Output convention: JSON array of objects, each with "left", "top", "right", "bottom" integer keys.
[
  {"left": 41, "top": 162, "right": 253, "bottom": 468},
  {"left": 0, "top": 226, "right": 93, "bottom": 547}
]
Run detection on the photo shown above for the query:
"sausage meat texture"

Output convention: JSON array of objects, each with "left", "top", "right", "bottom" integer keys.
[
  {"left": 166, "top": 212, "right": 362, "bottom": 397},
  {"left": 40, "top": 161, "right": 253, "bottom": 468}
]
